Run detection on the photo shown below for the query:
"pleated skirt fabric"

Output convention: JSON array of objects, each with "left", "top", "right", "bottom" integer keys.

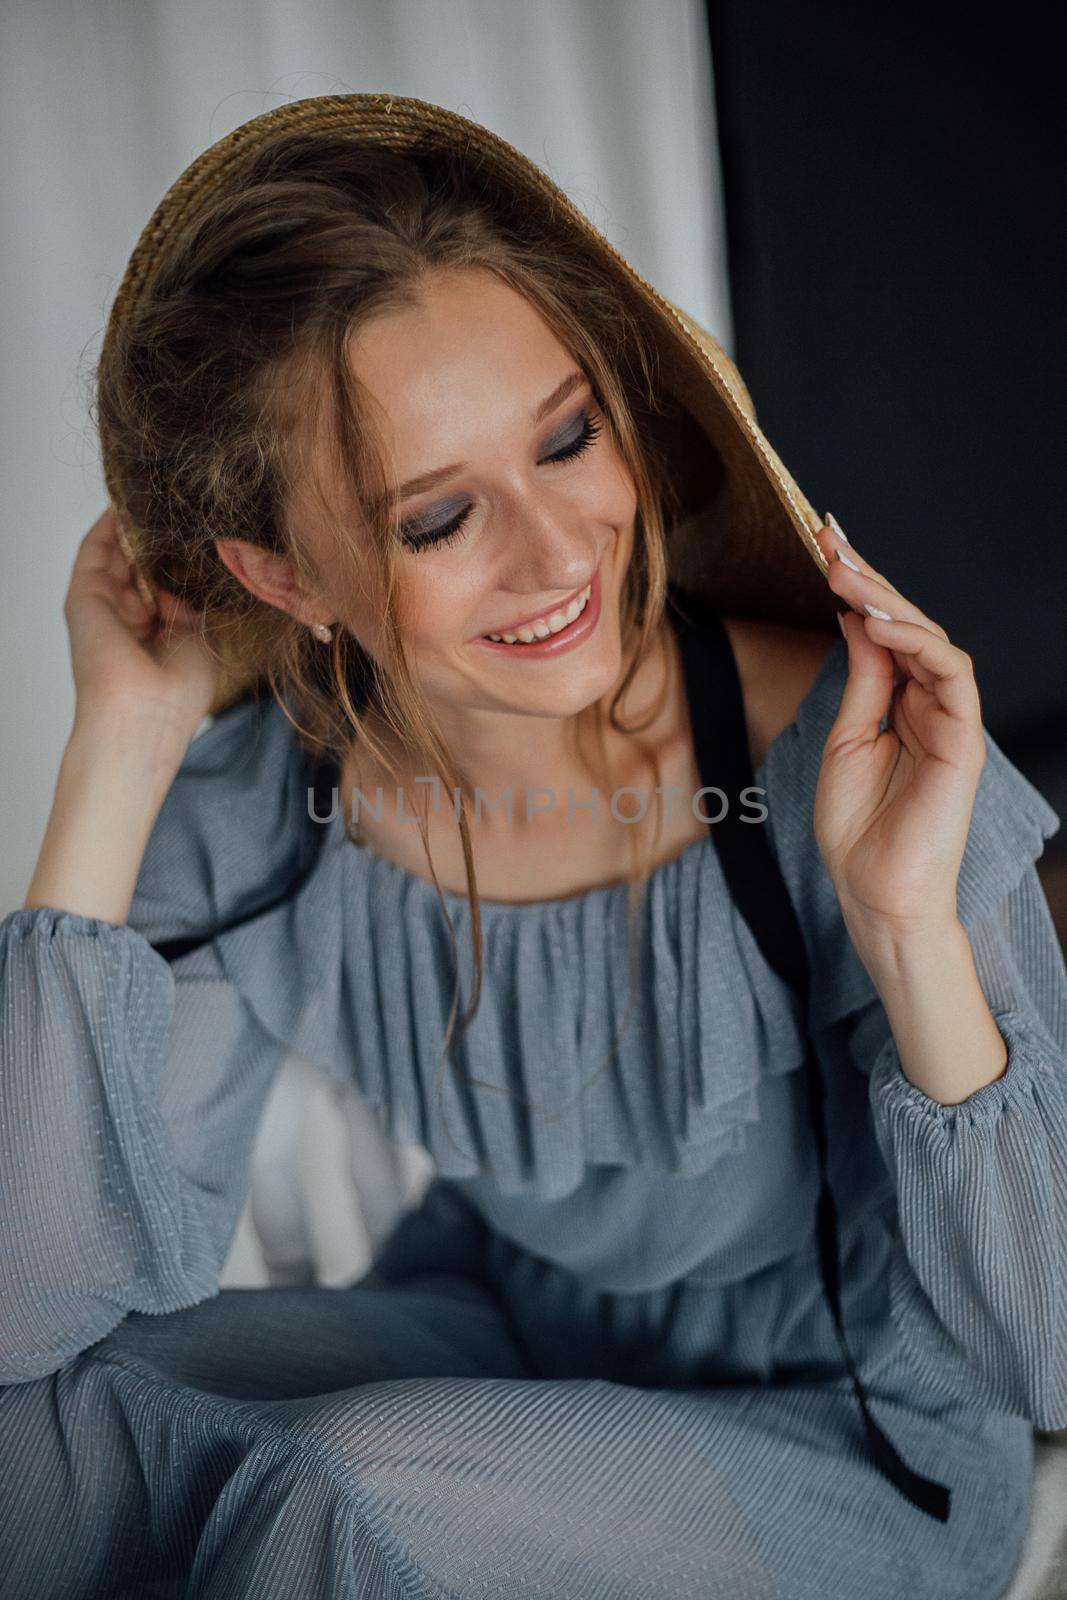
[{"left": 0, "top": 1182, "right": 1034, "bottom": 1600}]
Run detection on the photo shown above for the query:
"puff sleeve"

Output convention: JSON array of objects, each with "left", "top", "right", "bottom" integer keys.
[
  {"left": 865, "top": 816, "right": 1067, "bottom": 1431},
  {"left": 0, "top": 699, "right": 308, "bottom": 1382},
  {"left": 765, "top": 637, "right": 1067, "bottom": 1430}
]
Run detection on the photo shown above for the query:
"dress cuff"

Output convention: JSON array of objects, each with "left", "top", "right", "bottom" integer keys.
[
  {"left": 5, "top": 904, "right": 139, "bottom": 941},
  {"left": 867, "top": 1007, "right": 1043, "bottom": 1134}
]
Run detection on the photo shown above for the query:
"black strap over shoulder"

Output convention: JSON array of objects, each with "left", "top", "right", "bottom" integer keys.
[
  {"left": 666, "top": 583, "right": 951, "bottom": 1524},
  {"left": 149, "top": 741, "right": 341, "bottom": 964}
]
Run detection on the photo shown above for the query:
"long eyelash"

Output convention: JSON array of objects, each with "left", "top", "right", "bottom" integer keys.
[
  {"left": 402, "top": 409, "right": 604, "bottom": 555},
  {"left": 549, "top": 411, "right": 602, "bottom": 464}
]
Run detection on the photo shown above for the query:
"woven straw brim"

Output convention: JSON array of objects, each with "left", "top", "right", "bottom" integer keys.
[{"left": 99, "top": 92, "right": 839, "bottom": 717}]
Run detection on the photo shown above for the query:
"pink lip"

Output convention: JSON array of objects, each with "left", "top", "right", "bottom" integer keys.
[
  {"left": 474, "top": 576, "right": 596, "bottom": 642},
  {"left": 473, "top": 565, "right": 603, "bottom": 659}
]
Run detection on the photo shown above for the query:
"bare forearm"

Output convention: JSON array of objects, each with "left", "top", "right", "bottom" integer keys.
[
  {"left": 844, "top": 921, "right": 1011, "bottom": 1107},
  {"left": 849, "top": 917, "right": 1008, "bottom": 1106},
  {"left": 23, "top": 711, "right": 189, "bottom": 926}
]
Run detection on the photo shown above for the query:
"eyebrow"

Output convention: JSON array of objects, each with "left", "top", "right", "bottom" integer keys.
[{"left": 384, "top": 369, "right": 589, "bottom": 508}]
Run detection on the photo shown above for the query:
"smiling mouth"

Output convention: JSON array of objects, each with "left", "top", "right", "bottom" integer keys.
[{"left": 482, "top": 583, "right": 593, "bottom": 644}]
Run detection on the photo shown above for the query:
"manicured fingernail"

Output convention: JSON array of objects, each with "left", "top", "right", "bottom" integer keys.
[
  {"left": 837, "top": 611, "right": 849, "bottom": 639},
  {"left": 837, "top": 549, "right": 862, "bottom": 573},
  {"left": 864, "top": 604, "right": 893, "bottom": 621},
  {"left": 827, "top": 512, "right": 849, "bottom": 544}
]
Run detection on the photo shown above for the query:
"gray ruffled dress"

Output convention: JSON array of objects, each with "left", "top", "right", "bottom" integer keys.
[{"left": 1, "top": 613, "right": 1066, "bottom": 1600}]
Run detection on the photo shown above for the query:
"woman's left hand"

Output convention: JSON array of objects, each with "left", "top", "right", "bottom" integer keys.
[{"left": 811, "top": 516, "right": 987, "bottom": 949}]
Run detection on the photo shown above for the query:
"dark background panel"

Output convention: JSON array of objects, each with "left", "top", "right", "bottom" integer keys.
[{"left": 704, "top": 1, "right": 1066, "bottom": 870}]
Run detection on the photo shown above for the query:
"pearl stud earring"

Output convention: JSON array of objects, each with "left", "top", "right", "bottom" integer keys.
[{"left": 310, "top": 622, "right": 334, "bottom": 643}]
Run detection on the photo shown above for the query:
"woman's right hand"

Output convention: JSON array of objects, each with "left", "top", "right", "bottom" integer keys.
[{"left": 65, "top": 506, "right": 221, "bottom": 745}]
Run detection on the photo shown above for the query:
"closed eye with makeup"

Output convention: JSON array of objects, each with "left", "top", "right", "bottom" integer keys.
[{"left": 395, "top": 385, "right": 605, "bottom": 556}]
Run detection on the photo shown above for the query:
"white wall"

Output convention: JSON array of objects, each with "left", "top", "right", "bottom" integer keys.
[{"left": 1, "top": 0, "right": 733, "bottom": 912}]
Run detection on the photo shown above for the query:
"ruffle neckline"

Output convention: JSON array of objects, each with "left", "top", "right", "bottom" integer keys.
[{"left": 135, "top": 640, "right": 1061, "bottom": 1202}]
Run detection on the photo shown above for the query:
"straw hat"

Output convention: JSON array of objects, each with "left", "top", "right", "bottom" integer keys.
[{"left": 99, "top": 92, "right": 841, "bottom": 718}]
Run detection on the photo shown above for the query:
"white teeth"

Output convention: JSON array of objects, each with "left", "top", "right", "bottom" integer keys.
[{"left": 485, "top": 584, "right": 591, "bottom": 645}]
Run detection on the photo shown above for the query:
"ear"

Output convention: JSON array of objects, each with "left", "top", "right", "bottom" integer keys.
[{"left": 215, "top": 538, "right": 321, "bottom": 626}]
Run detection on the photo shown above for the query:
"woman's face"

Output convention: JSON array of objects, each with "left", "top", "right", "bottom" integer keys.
[{"left": 297, "top": 265, "right": 639, "bottom": 727}]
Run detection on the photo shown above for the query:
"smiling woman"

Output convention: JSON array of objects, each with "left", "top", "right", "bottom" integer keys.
[
  {"left": 3, "top": 94, "right": 1066, "bottom": 1600},
  {"left": 95, "top": 130, "right": 695, "bottom": 1061}
]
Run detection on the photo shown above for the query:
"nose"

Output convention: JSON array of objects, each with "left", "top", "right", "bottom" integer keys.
[{"left": 499, "top": 499, "right": 598, "bottom": 598}]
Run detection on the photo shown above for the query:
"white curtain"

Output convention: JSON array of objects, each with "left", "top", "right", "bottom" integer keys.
[{"left": 1, "top": 0, "right": 733, "bottom": 913}]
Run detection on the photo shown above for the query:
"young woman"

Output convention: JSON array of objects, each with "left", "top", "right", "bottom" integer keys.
[{"left": 1, "top": 96, "right": 1065, "bottom": 1600}]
